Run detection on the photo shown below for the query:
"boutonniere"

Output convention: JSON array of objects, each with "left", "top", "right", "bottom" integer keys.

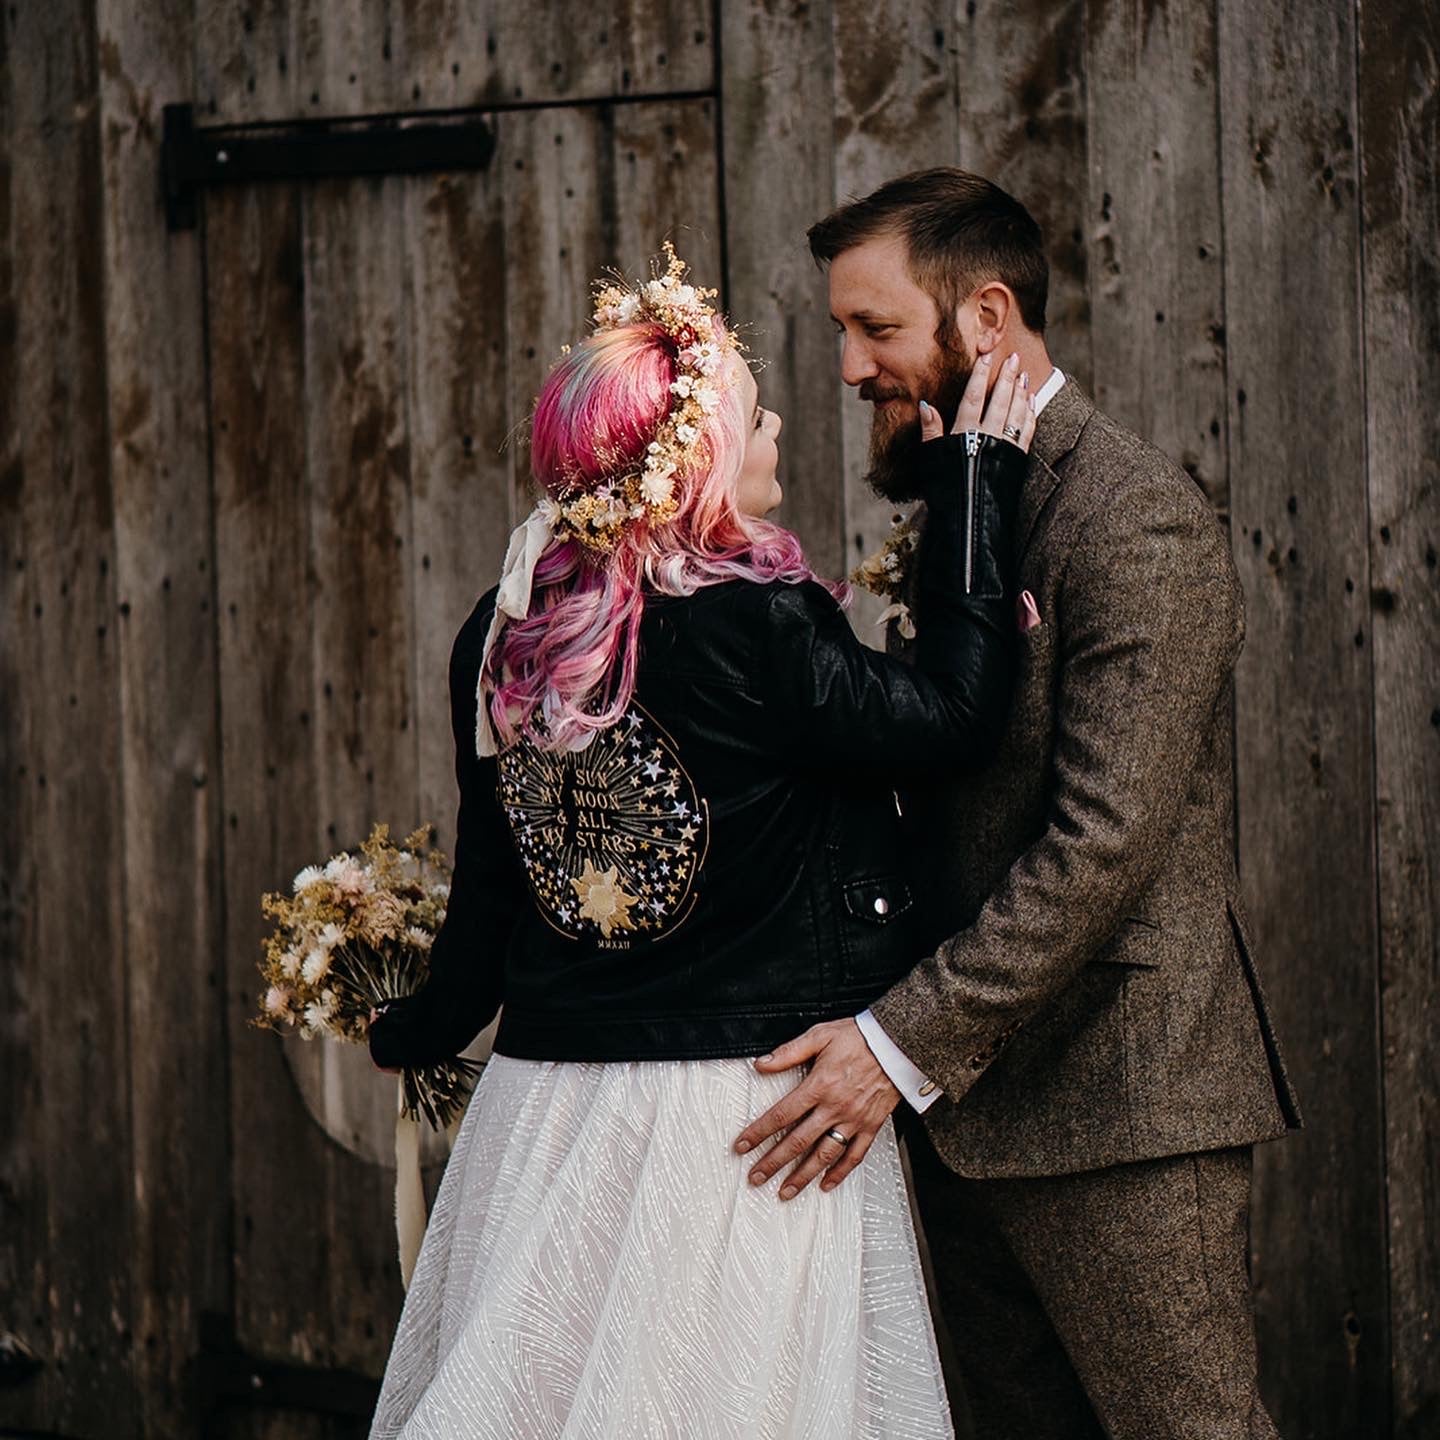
[{"left": 851, "top": 511, "right": 920, "bottom": 639}]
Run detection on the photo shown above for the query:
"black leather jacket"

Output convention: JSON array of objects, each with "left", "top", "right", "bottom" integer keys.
[{"left": 370, "top": 433, "right": 1024, "bottom": 1067}]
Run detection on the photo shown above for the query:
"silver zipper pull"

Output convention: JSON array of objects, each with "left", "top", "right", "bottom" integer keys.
[{"left": 963, "top": 433, "right": 979, "bottom": 594}]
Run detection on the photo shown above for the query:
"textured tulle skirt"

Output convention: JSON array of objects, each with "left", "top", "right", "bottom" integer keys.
[{"left": 368, "top": 1054, "right": 953, "bottom": 1439}]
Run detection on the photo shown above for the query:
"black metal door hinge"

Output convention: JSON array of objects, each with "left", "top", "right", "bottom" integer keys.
[
  {"left": 162, "top": 102, "right": 497, "bottom": 231},
  {"left": 188, "top": 1312, "right": 381, "bottom": 1422}
]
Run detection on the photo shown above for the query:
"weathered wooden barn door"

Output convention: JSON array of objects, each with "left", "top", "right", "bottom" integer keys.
[{"left": 188, "top": 7, "right": 721, "bottom": 1433}]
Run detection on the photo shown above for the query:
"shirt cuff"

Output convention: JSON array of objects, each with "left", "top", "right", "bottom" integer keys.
[{"left": 855, "top": 1008, "right": 943, "bottom": 1113}]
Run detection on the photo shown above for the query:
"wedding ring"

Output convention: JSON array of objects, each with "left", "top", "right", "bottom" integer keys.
[
  {"left": 824, "top": 1128, "right": 849, "bottom": 1147},
  {"left": 1003, "top": 423, "right": 1023, "bottom": 442}
]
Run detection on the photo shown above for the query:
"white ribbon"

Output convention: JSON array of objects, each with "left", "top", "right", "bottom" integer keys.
[
  {"left": 394, "top": 1080, "right": 466, "bottom": 1290},
  {"left": 475, "top": 508, "right": 555, "bottom": 758},
  {"left": 394, "top": 1081, "right": 425, "bottom": 1289}
]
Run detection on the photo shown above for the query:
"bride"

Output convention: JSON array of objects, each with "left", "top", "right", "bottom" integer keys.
[{"left": 366, "top": 246, "right": 1035, "bottom": 1438}]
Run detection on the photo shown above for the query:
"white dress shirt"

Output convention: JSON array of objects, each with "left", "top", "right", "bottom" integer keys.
[{"left": 856, "top": 366, "right": 1065, "bottom": 1112}]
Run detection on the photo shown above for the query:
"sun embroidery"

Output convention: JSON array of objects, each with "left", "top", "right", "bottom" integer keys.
[{"left": 570, "top": 861, "right": 640, "bottom": 938}]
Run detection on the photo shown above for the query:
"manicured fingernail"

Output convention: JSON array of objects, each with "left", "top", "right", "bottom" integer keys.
[
  {"left": 821, "top": 1180, "right": 836, "bottom": 1191},
  {"left": 754, "top": 1055, "right": 771, "bottom": 1067},
  {"left": 918, "top": 399, "right": 931, "bottom": 417},
  {"left": 750, "top": 1170, "right": 767, "bottom": 1185},
  {"left": 1020, "top": 371, "right": 1029, "bottom": 388},
  {"left": 1007, "top": 352, "right": 1019, "bottom": 369},
  {"left": 735, "top": 1140, "right": 751, "bottom": 1153},
  {"left": 780, "top": 1186, "right": 797, "bottom": 1200},
  {"left": 980, "top": 352, "right": 993, "bottom": 366}
]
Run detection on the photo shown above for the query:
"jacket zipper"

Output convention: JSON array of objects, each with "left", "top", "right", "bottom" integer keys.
[{"left": 963, "top": 430, "right": 980, "bottom": 594}]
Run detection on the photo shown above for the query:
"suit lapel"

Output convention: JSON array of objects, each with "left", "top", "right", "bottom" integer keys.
[{"left": 1017, "top": 375, "right": 1093, "bottom": 558}]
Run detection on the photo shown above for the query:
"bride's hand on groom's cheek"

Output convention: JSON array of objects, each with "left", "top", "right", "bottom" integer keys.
[
  {"left": 732, "top": 1019, "right": 902, "bottom": 1201},
  {"left": 918, "top": 348, "right": 1036, "bottom": 453}
]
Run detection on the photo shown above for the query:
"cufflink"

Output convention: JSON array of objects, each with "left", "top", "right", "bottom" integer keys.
[{"left": 918, "top": 1080, "right": 937, "bottom": 1096}]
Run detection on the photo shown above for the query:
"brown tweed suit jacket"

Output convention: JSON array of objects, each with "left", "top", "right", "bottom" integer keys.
[{"left": 872, "top": 377, "right": 1302, "bottom": 1179}]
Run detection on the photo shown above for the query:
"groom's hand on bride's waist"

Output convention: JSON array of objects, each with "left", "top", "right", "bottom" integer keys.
[{"left": 733, "top": 1020, "right": 901, "bottom": 1200}]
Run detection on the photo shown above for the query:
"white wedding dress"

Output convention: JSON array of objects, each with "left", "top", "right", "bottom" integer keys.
[{"left": 368, "top": 1054, "right": 954, "bottom": 1439}]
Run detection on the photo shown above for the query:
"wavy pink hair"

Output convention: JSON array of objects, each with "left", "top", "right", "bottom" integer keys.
[{"left": 484, "top": 322, "right": 840, "bottom": 752}]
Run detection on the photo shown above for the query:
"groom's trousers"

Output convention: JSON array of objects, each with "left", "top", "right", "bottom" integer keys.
[{"left": 900, "top": 1115, "right": 1280, "bottom": 1440}]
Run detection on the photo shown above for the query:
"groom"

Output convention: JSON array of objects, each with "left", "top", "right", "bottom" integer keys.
[{"left": 734, "top": 169, "right": 1302, "bottom": 1438}]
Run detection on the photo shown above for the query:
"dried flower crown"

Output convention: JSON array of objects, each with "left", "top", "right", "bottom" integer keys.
[{"left": 541, "top": 242, "right": 741, "bottom": 554}]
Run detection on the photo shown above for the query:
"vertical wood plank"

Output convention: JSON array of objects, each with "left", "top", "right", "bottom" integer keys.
[
  {"left": 94, "top": 1, "right": 234, "bottom": 1431},
  {"left": 299, "top": 172, "right": 422, "bottom": 1361},
  {"left": 499, "top": 104, "right": 610, "bottom": 512},
  {"left": 609, "top": 97, "right": 721, "bottom": 287},
  {"left": 952, "top": 0, "right": 1091, "bottom": 389},
  {"left": 195, "top": 0, "right": 714, "bottom": 123},
  {"left": 1358, "top": 3, "right": 1440, "bottom": 1432},
  {"left": 0, "top": 5, "right": 48, "bottom": 1430},
  {"left": 0, "top": 1, "right": 136, "bottom": 1431},
  {"left": 1083, "top": 0, "right": 1228, "bottom": 515},
  {"left": 1217, "top": 1, "right": 1389, "bottom": 1432},
  {"left": 403, "top": 165, "right": 512, "bottom": 856},
  {"left": 498, "top": 99, "right": 721, "bottom": 515},
  {"left": 207, "top": 181, "right": 353, "bottom": 1420},
  {"left": 402, "top": 164, "right": 512, "bottom": 1071},
  {"left": 720, "top": 0, "right": 844, "bottom": 575},
  {"left": 832, "top": 4, "right": 959, "bottom": 634},
  {"left": 206, "top": 180, "right": 380, "bottom": 1440}
]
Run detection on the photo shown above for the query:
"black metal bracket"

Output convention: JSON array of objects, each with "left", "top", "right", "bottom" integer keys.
[
  {"left": 0, "top": 1330, "right": 43, "bottom": 1389},
  {"left": 188, "top": 1312, "right": 380, "bottom": 1423},
  {"left": 162, "top": 102, "right": 496, "bottom": 231}
]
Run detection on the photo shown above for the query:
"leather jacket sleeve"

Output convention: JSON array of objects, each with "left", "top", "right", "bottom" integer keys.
[
  {"left": 368, "top": 607, "right": 520, "bottom": 1071},
  {"left": 760, "top": 432, "right": 1025, "bottom": 774}
]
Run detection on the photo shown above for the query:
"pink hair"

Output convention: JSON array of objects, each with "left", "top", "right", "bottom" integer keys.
[{"left": 484, "top": 322, "right": 842, "bottom": 752}]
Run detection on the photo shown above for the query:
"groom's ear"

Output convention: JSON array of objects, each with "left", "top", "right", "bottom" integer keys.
[{"left": 971, "top": 282, "right": 1016, "bottom": 353}]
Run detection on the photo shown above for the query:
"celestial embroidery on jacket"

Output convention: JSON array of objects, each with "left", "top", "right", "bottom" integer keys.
[{"left": 496, "top": 705, "right": 710, "bottom": 948}]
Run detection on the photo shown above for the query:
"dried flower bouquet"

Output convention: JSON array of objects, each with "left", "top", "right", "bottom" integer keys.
[{"left": 252, "top": 823, "right": 478, "bottom": 1130}]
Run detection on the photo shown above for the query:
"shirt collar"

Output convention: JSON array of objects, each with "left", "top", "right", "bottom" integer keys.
[{"left": 1031, "top": 366, "right": 1065, "bottom": 416}]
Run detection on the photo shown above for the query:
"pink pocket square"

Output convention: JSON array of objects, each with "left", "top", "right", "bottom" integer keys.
[{"left": 1018, "top": 590, "right": 1042, "bottom": 633}]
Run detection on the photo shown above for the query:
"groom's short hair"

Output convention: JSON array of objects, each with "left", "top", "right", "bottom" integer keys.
[{"left": 807, "top": 168, "right": 1049, "bottom": 339}]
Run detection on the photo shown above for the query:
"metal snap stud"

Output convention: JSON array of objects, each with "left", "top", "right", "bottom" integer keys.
[{"left": 873, "top": 895, "right": 889, "bottom": 916}]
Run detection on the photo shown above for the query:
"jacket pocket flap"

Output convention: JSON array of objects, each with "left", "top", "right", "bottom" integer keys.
[
  {"left": 1089, "top": 916, "right": 1163, "bottom": 967},
  {"left": 843, "top": 877, "right": 914, "bottom": 926}
]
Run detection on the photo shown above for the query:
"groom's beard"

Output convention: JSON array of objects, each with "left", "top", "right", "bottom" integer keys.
[{"left": 860, "top": 339, "right": 975, "bottom": 503}]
